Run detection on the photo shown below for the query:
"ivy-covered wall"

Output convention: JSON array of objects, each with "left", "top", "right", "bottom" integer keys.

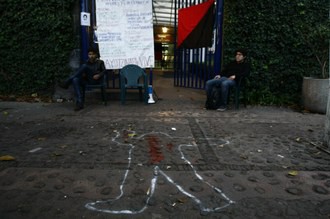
[
  {"left": 0, "top": 0, "right": 77, "bottom": 95},
  {"left": 223, "top": 0, "right": 329, "bottom": 105}
]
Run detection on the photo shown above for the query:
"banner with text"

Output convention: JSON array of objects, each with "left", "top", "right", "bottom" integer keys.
[{"left": 95, "top": 0, "right": 155, "bottom": 69}]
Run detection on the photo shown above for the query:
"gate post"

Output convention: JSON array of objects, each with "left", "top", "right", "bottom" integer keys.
[
  {"left": 214, "top": 0, "right": 224, "bottom": 74},
  {"left": 80, "top": 0, "right": 89, "bottom": 61}
]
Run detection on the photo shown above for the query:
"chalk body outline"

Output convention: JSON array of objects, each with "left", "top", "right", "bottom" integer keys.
[{"left": 85, "top": 131, "right": 234, "bottom": 214}]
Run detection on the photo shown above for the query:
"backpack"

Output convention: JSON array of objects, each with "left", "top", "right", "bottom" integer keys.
[{"left": 205, "top": 87, "right": 220, "bottom": 110}]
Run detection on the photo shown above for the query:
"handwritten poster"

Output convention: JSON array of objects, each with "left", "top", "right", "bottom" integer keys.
[{"left": 95, "top": 0, "right": 155, "bottom": 69}]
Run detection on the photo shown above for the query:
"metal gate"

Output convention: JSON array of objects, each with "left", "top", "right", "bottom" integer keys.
[{"left": 173, "top": 0, "right": 224, "bottom": 89}]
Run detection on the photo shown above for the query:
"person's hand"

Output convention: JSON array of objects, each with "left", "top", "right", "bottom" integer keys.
[
  {"left": 214, "top": 75, "right": 221, "bottom": 79},
  {"left": 229, "top": 75, "right": 236, "bottom": 80},
  {"left": 93, "top": 74, "right": 101, "bottom": 80}
]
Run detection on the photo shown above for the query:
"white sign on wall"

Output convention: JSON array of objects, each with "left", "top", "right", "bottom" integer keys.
[
  {"left": 81, "top": 12, "right": 90, "bottom": 26},
  {"left": 95, "top": 0, "right": 155, "bottom": 69}
]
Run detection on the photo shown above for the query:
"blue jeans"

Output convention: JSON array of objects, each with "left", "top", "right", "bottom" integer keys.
[
  {"left": 65, "top": 64, "right": 100, "bottom": 105},
  {"left": 205, "top": 77, "right": 236, "bottom": 107}
]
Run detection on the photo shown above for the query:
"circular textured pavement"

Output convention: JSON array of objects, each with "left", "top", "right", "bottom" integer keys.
[{"left": 0, "top": 79, "right": 330, "bottom": 218}]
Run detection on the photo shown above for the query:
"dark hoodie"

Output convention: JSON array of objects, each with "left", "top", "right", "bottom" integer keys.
[{"left": 221, "top": 60, "right": 250, "bottom": 83}]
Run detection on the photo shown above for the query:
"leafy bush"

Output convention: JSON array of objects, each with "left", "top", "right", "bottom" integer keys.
[
  {"left": 0, "top": 0, "right": 77, "bottom": 95},
  {"left": 223, "top": 0, "right": 329, "bottom": 105}
]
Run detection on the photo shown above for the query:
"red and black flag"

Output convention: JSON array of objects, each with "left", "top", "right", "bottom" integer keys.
[{"left": 177, "top": 0, "right": 215, "bottom": 48}]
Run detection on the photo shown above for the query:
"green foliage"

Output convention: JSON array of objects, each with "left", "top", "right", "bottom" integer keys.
[
  {"left": 223, "top": 0, "right": 329, "bottom": 105},
  {"left": 0, "top": 0, "right": 77, "bottom": 95}
]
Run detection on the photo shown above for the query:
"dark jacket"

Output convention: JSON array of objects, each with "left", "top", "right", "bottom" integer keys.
[
  {"left": 221, "top": 60, "right": 250, "bottom": 83},
  {"left": 86, "top": 59, "right": 106, "bottom": 77},
  {"left": 84, "top": 59, "right": 106, "bottom": 82}
]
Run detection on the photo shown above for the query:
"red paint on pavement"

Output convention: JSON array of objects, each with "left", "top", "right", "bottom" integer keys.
[
  {"left": 167, "top": 143, "right": 174, "bottom": 152},
  {"left": 147, "top": 135, "right": 164, "bottom": 164}
]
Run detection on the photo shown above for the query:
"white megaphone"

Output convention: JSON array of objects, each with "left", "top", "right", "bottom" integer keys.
[{"left": 148, "top": 85, "right": 155, "bottom": 104}]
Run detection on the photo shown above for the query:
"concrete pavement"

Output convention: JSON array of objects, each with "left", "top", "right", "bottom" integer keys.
[{"left": 0, "top": 74, "right": 329, "bottom": 219}]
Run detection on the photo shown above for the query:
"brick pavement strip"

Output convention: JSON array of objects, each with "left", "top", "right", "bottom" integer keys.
[{"left": 0, "top": 102, "right": 329, "bottom": 218}]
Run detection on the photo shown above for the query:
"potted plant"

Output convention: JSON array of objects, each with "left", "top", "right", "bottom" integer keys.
[{"left": 300, "top": 10, "right": 330, "bottom": 113}]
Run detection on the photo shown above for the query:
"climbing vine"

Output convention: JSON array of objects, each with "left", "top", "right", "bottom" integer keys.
[{"left": 0, "top": 0, "right": 77, "bottom": 95}]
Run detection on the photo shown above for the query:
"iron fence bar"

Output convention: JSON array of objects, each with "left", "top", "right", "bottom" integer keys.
[
  {"left": 174, "top": 0, "right": 178, "bottom": 86},
  {"left": 214, "top": 0, "right": 224, "bottom": 74}
]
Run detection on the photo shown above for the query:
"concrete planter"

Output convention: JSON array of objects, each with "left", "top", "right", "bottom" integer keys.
[{"left": 302, "top": 77, "right": 329, "bottom": 114}]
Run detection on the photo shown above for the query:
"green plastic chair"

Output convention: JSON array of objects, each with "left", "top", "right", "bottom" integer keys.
[
  {"left": 120, "top": 64, "right": 148, "bottom": 104},
  {"left": 231, "top": 75, "right": 248, "bottom": 109}
]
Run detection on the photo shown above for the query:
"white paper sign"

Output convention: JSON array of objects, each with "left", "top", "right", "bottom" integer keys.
[
  {"left": 81, "top": 12, "right": 90, "bottom": 26},
  {"left": 95, "top": 0, "right": 155, "bottom": 69}
]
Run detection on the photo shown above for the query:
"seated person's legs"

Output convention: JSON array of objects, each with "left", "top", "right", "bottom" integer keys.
[
  {"left": 60, "top": 64, "right": 89, "bottom": 88},
  {"left": 72, "top": 77, "right": 84, "bottom": 111},
  {"left": 60, "top": 64, "right": 93, "bottom": 111},
  {"left": 218, "top": 79, "right": 236, "bottom": 109},
  {"left": 205, "top": 78, "right": 223, "bottom": 109}
]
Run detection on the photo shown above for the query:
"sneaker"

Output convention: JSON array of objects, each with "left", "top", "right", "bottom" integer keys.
[{"left": 216, "top": 107, "right": 227, "bottom": 112}]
